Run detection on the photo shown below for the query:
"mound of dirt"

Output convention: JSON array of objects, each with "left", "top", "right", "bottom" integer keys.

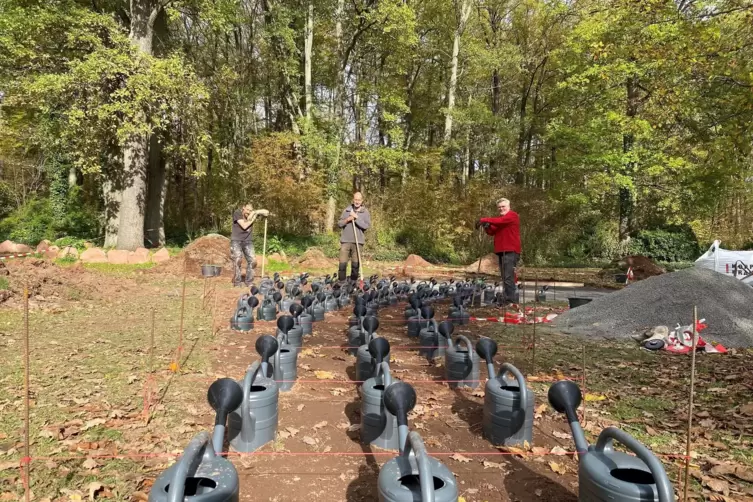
[
  {"left": 553, "top": 267, "right": 753, "bottom": 347},
  {"left": 0, "top": 259, "right": 139, "bottom": 307},
  {"left": 599, "top": 255, "right": 666, "bottom": 282},
  {"left": 296, "top": 247, "right": 335, "bottom": 270},
  {"left": 403, "top": 254, "right": 432, "bottom": 269},
  {"left": 156, "top": 234, "right": 233, "bottom": 276},
  {"left": 466, "top": 253, "right": 499, "bottom": 275}
]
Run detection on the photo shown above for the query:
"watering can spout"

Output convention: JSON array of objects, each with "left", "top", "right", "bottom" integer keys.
[{"left": 548, "top": 380, "right": 589, "bottom": 456}]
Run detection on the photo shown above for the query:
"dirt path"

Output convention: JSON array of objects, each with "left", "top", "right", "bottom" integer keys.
[{"left": 205, "top": 286, "right": 580, "bottom": 502}]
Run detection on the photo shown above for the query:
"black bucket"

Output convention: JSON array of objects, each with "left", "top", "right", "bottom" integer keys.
[
  {"left": 568, "top": 297, "right": 592, "bottom": 309},
  {"left": 614, "top": 273, "right": 628, "bottom": 283}
]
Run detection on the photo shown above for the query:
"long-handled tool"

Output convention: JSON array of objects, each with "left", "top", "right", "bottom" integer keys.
[
  {"left": 352, "top": 219, "right": 364, "bottom": 289},
  {"left": 260, "top": 216, "right": 269, "bottom": 280}
]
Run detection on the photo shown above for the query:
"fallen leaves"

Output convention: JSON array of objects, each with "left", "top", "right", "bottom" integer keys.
[
  {"left": 313, "top": 421, "right": 328, "bottom": 430},
  {"left": 450, "top": 453, "right": 471, "bottom": 463},
  {"left": 548, "top": 461, "right": 568, "bottom": 475},
  {"left": 314, "top": 370, "right": 335, "bottom": 380},
  {"left": 82, "top": 458, "right": 98, "bottom": 470},
  {"left": 584, "top": 393, "right": 606, "bottom": 402},
  {"left": 739, "top": 402, "right": 753, "bottom": 416},
  {"left": 302, "top": 436, "right": 317, "bottom": 446}
]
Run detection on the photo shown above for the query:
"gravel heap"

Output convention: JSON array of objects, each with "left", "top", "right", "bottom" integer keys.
[{"left": 553, "top": 267, "right": 753, "bottom": 347}]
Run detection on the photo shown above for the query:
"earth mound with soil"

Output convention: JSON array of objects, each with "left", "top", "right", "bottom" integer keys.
[
  {"left": 553, "top": 267, "right": 753, "bottom": 347},
  {"left": 157, "top": 234, "right": 232, "bottom": 276},
  {"left": 599, "top": 254, "right": 666, "bottom": 282},
  {"left": 295, "top": 247, "right": 335, "bottom": 269},
  {"left": 402, "top": 254, "right": 432, "bottom": 270},
  {"left": 0, "top": 259, "right": 138, "bottom": 307},
  {"left": 465, "top": 253, "right": 499, "bottom": 275}
]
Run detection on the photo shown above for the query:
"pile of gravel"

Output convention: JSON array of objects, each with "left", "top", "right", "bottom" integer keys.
[{"left": 553, "top": 267, "right": 753, "bottom": 348}]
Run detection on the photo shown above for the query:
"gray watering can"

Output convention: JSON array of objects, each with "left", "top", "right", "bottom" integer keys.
[
  {"left": 274, "top": 318, "right": 299, "bottom": 392},
  {"left": 444, "top": 334, "right": 480, "bottom": 389},
  {"left": 276, "top": 314, "right": 302, "bottom": 348},
  {"left": 257, "top": 295, "right": 277, "bottom": 321},
  {"left": 377, "top": 382, "right": 458, "bottom": 502},
  {"left": 476, "top": 338, "right": 534, "bottom": 447},
  {"left": 360, "top": 360, "right": 398, "bottom": 450},
  {"left": 290, "top": 303, "right": 312, "bottom": 337},
  {"left": 548, "top": 380, "right": 674, "bottom": 502},
  {"left": 300, "top": 296, "right": 315, "bottom": 334},
  {"left": 231, "top": 305, "right": 254, "bottom": 332},
  {"left": 447, "top": 296, "right": 470, "bottom": 326},
  {"left": 312, "top": 292, "right": 326, "bottom": 321},
  {"left": 149, "top": 378, "right": 243, "bottom": 501},
  {"left": 347, "top": 304, "right": 368, "bottom": 356},
  {"left": 404, "top": 295, "right": 422, "bottom": 320},
  {"left": 356, "top": 317, "right": 389, "bottom": 382},
  {"left": 417, "top": 308, "right": 443, "bottom": 360},
  {"left": 408, "top": 304, "right": 430, "bottom": 339},
  {"left": 228, "top": 336, "right": 279, "bottom": 453}
]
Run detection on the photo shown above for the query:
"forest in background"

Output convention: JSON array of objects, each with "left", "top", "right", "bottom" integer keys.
[{"left": 0, "top": 0, "right": 751, "bottom": 265}]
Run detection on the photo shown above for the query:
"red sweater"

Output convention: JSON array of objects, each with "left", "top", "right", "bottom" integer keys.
[{"left": 481, "top": 211, "right": 521, "bottom": 254}]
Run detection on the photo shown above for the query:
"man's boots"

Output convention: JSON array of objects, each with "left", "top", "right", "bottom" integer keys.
[
  {"left": 338, "top": 262, "right": 348, "bottom": 282},
  {"left": 350, "top": 262, "right": 360, "bottom": 281}
]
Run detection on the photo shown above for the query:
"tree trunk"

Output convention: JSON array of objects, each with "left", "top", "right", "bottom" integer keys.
[
  {"left": 443, "top": 0, "right": 471, "bottom": 144},
  {"left": 117, "top": 0, "right": 158, "bottom": 250},
  {"left": 145, "top": 134, "right": 167, "bottom": 247},
  {"left": 620, "top": 75, "right": 639, "bottom": 243},
  {"left": 304, "top": 0, "right": 313, "bottom": 118},
  {"left": 324, "top": 0, "right": 345, "bottom": 233},
  {"left": 103, "top": 177, "right": 121, "bottom": 248}
]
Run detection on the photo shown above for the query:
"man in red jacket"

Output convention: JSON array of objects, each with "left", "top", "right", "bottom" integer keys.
[{"left": 476, "top": 198, "right": 521, "bottom": 304}]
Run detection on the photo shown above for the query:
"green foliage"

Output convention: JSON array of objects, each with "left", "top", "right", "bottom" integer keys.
[
  {"left": 0, "top": 198, "right": 55, "bottom": 244},
  {"left": 53, "top": 237, "right": 89, "bottom": 251},
  {"left": 628, "top": 227, "right": 701, "bottom": 263},
  {"left": 0, "top": 277, "right": 8, "bottom": 291}
]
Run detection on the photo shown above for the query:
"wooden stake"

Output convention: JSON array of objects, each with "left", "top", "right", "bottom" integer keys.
[
  {"left": 683, "top": 306, "right": 699, "bottom": 502},
  {"left": 211, "top": 277, "right": 219, "bottom": 337},
  {"left": 261, "top": 217, "right": 268, "bottom": 279},
  {"left": 532, "top": 275, "right": 537, "bottom": 375},
  {"left": 581, "top": 344, "right": 587, "bottom": 426},
  {"left": 23, "top": 282, "right": 30, "bottom": 502},
  {"left": 149, "top": 308, "right": 155, "bottom": 374},
  {"left": 176, "top": 257, "right": 187, "bottom": 366}
]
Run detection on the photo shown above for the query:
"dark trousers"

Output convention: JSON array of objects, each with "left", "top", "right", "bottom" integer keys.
[
  {"left": 338, "top": 242, "right": 360, "bottom": 281},
  {"left": 497, "top": 251, "right": 519, "bottom": 303}
]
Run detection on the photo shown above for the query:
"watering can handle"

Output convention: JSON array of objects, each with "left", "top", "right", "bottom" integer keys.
[
  {"left": 241, "top": 362, "right": 259, "bottom": 443},
  {"left": 497, "top": 363, "right": 528, "bottom": 413},
  {"left": 372, "top": 361, "right": 392, "bottom": 387},
  {"left": 595, "top": 427, "right": 674, "bottom": 502},
  {"left": 274, "top": 336, "right": 283, "bottom": 381},
  {"left": 165, "top": 431, "right": 215, "bottom": 502},
  {"left": 454, "top": 335, "right": 473, "bottom": 352},
  {"left": 403, "top": 431, "right": 435, "bottom": 502}
]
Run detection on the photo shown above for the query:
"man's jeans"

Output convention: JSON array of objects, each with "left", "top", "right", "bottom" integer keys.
[
  {"left": 338, "top": 242, "right": 360, "bottom": 281},
  {"left": 497, "top": 251, "right": 520, "bottom": 303},
  {"left": 231, "top": 240, "right": 255, "bottom": 285}
]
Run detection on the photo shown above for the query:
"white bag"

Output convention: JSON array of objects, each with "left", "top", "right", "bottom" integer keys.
[{"left": 695, "top": 240, "right": 753, "bottom": 285}]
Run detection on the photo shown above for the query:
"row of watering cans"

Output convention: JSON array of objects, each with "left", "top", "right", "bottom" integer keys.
[{"left": 149, "top": 356, "right": 674, "bottom": 502}]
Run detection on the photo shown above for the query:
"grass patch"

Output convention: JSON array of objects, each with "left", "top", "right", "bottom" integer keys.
[
  {"left": 0, "top": 276, "right": 8, "bottom": 290},
  {"left": 264, "top": 259, "right": 292, "bottom": 273},
  {"left": 610, "top": 396, "right": 675, "bottom": 421},
  {"left": 82, "top": 262, "right": 156, "bottom": 275}
]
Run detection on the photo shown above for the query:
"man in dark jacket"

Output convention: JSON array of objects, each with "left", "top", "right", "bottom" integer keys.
[
  {"left": 477, "top": 198, "right": 521, "bottom": 304},
  {"left": 337, "top": 192, "right": 371, "bottom": 282},
  {"left": 231, "top": 204, "right": 269, "bottom": 286}
]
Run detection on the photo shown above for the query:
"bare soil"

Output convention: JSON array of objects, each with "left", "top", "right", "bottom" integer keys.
[{"left": 209, "top": 290, "right": 581, "bottom": 502}]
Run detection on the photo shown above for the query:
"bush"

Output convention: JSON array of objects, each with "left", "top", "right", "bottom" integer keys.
[
  {"left": 0, "top": 198, "right": 56, "bottom": 244},
  {"left": 628, "top": 226, "right": 700, "bottom": 262},
  {"left": 0, "top": 187, "right": 100, "bottom": 245}
]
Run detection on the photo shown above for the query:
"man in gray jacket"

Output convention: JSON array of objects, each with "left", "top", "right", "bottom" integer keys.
[{"left": 337, "top": 192, "right": 371, "bottom": 282}]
